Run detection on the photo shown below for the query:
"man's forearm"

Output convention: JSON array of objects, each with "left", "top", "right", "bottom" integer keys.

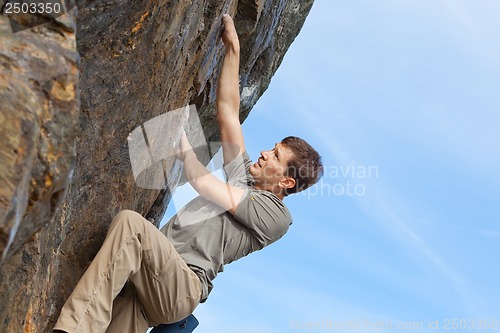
[
  {"left": 181, "top": 149, "right": 244, "bottom": 213},
  {"left": 217, "top": 42, "right": 240, "bottom": 119},
  {"left": 183, "top": 150, "right": 211, "bottom": 193}
]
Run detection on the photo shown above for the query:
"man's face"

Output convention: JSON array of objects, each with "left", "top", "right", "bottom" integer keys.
[{"left": 249, "top": 142, "right": 295, "bottom": 192}]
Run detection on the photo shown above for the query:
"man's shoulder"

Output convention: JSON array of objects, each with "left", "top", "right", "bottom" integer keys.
[{"left": 245, "top": 189, "right": 292, "bottom": 223}]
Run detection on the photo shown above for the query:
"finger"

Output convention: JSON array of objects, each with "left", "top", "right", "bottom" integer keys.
[{"left": 222, "top": 14, "right": 234, "bottom": 27}]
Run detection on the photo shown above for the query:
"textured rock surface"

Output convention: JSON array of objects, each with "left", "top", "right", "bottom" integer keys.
[{"left": 0, "top": 0, "right": 314, "bottom": 331}]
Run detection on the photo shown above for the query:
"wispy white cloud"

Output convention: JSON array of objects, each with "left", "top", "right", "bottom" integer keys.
[
  {"left": 308, "top": 108, "right": 500, "bottom": 318},
  {"left": 269, "top": 0, "right": 500, "bottom": 184}
]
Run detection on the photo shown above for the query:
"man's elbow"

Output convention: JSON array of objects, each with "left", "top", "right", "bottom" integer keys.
[{"left": 189, "top": 173, "right": 209, "bottom": 197}]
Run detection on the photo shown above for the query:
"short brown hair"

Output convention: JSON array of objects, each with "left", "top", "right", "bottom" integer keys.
[{"left": 281, "top": 136, "right": 324, "bottom": 196}]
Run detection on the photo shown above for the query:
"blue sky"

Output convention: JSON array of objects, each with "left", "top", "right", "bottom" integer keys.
[{"left": 161, "top": 1, "right": 500, "bottom": 332}]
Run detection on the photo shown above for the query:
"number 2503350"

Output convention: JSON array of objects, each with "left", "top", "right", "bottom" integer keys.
[
  {"left": 4, "top": 2, "right": 63, "bottom": 15},
  {"left": 443, "top": 318, "right": 499, "bottom": 330}
]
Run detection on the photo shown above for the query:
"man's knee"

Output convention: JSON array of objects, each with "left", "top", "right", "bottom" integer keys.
[
  {"left": 108, "top": 210, "right": 147, "bottom": 235},
  {"left": 115, "top": 209, "right": 142, "bottom": 221}
]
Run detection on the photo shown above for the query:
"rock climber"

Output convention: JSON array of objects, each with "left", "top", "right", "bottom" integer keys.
[{"left": 53, "top": 14, "right": 323, "bottom": 333}]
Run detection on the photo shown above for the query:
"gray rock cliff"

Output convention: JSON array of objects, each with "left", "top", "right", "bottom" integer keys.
[{"left": 0, "top": 0, "right": 313, "bottom": 331}]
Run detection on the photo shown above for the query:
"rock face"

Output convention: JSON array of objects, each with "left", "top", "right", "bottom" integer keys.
[{"left": 0, "top": 0, "right": 314, "bottom": 331}]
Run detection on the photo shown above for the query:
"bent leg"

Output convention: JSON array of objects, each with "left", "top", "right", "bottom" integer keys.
[{"left": 54, "top": 210, "right": 153, "bottom": 333}]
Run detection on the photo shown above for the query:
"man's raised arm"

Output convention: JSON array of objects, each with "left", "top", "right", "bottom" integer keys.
[{"left": 217, "top": 14, "right": 246, "bottom": 165}]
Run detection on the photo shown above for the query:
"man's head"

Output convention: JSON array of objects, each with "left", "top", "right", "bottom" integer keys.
[{"left": 249, "top": 136, "right": 323, "bottom": 198}]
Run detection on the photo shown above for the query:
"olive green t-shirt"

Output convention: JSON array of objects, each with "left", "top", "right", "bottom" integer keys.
[{"left": 160, "top": 152, "right": 292, "bottom": 302}]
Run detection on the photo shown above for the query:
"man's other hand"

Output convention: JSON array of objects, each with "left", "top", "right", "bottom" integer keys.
[
  {"left": 176, "top": 130, "right": 193, "bottom": 162},
  {"left": 222, "top": 14, "right": 240, "bottom": 52}
]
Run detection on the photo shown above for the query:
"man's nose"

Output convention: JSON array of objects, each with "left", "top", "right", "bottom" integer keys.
[{"left": 260, "top": 150, "right": 270, "bottom": 159}]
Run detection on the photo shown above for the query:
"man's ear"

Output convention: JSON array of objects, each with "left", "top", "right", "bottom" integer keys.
[{"left": 279, "top": 177, "right": 296, "bottom": 190}]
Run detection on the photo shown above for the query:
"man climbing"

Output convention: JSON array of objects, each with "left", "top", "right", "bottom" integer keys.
[{"left": 53, "top": 14, "right": 323, "bottom": 333}]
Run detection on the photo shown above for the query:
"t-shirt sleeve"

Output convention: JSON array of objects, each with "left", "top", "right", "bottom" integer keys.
[
  {"left": 223, "top": 151, "right": 254, "bottom": 188},
  {"left": 234, "top": 189, "right": 292, "bottom": 247}
]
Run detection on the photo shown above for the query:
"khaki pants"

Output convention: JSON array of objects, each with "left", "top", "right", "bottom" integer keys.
[{"left": 54, "top": 210, "right": 201, "bottom": 333}]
